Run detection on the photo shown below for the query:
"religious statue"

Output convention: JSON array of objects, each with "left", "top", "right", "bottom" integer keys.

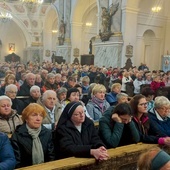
[
  {"left": 58, "top": 19, "right": 66, "bottom": 45},
  {"left": 100, "top": 3, "right": 119, "bottom": 41}
]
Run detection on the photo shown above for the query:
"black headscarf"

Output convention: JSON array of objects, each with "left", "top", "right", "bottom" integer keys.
[{"left": 57, "top": 101, "right": 82, "bottom": 128}]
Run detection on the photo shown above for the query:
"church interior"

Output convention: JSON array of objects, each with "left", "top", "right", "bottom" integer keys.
[{"left": 0, "top": 0, "right": 169, "bottom": 70}]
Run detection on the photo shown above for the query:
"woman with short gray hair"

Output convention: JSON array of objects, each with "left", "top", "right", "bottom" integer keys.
[
  {"left": 148, "top": 96, "right": 170, "bottom": 137},
  {"left": 0, "top": 95, "right": 22, "bottom": 134}
]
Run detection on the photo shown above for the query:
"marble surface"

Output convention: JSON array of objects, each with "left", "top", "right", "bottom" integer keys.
[
  {"left": 94, "top": 45, "right": 122, "bottom": 68},
  {"left": 56, "top": 46, "right": 71, "bottom": 63}
]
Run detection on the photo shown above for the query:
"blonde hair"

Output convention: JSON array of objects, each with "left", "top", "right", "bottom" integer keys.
[
  {"left": 92, "top": 84, "right": 106, "bottom": 95},
  {"left": 22, "top": 103, "right": 46, "bottom": 122},
  {"left": 137, "top": 147, "right": 161, "bottom": 170},
  {"left": 111, "top": 83, "right": 121, "bottom": 91},
  {"left": 82, "top": 76, "right": 90, "bottom": 83}
]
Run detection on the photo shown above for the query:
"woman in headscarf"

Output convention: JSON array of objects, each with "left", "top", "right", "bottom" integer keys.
[
  {"left": 11, "top": 103, "right": 55, "bottom": 168},
  {"left": 55, "top": 101, "right": 109, "bottom": 160}
]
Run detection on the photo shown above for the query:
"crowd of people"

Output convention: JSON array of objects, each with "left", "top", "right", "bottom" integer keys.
[{"left": 0, "top": 61, "right": 170, "bottom": 169}]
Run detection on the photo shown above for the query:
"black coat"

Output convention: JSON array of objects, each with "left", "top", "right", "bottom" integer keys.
[
  {"left": 55, "top": 117, "right": 105, "bottom": 159},
  {"left": 17, "top": 81, "right": 31, "bottom": 96},
  {"left": 11, "top": 98, "right": 25, "bottom": 115},
  {"left": 24, "top": 96, "right": 37, "bottom": 108},
  {"left": 11, "top": 123, "right": 55, "bottom": 168}
]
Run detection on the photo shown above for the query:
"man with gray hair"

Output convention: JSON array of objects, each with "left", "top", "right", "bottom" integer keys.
[
  {"left": 37, "top": 90, "right": 62, "bottom": 130},
  {"left": 18, "top": 73, "right": 36, "bottom": 96}
]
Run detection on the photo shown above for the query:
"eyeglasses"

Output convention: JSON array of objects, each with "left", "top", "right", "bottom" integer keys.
[
  {"left": 138, "top": 102, "right": 148, "bottom": 106},
  {"left": 8, "top": 91, "right": 17, "bottom": 94},
  {"left": 160, "top": 107, "right": 170, "bottom": 112}
]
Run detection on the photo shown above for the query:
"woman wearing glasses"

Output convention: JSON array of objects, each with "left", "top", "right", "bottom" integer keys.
[
  {"left": 148, "top": 96, "right": 170, "bottom": 137},
  {"left": 130, "top": 94, "right": 170, "bottom": 146},
  {"left": 55, "top": 102, "right": 109, "bottom": 160}
]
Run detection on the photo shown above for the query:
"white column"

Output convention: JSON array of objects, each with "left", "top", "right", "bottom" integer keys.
[{"left": 71, "top": 22, "right": 83, "bottom": 63}]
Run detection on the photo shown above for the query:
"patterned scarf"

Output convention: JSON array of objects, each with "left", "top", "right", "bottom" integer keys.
[{"left": 92, "top": 96, "right": 106, "bottom": 113}]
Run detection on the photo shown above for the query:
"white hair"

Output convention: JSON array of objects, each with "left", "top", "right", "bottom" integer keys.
[
  {"left": 0, "top": 95, "right": 12, "bottom": 106},
  {"left": 5, "top": 84, "right": 18, "bottom": 94},
  {"left": 30, "top": 85, "right": 40, "bottom": 93},
  {"left": 42, "top": 90, "right": 57, "bottom": 102}
]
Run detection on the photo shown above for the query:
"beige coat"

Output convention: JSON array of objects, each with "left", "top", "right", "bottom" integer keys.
[
  {"left": 0, "top": 110, "right": 23, "bottom": 134},
  {"left": 37, "top": 98, "right": 62, "bottom": 127}
]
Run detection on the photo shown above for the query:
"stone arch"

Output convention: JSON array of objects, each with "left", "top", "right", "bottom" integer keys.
[{"left": 143, "top": 29, "right": 156, "bottom": 38}]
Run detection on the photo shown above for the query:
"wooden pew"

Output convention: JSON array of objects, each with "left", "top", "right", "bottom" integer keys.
[{"left": 16, "top": 143, "right": 163, "bottom": 170}]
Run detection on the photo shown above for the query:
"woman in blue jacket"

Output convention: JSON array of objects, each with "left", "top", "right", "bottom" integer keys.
[{"left": 0, "top": 132, "right": 16, "bottom": 170}]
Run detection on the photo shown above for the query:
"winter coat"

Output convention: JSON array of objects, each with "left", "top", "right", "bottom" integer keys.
[
  {"left": 0, "top": 110, "right": 23, "bottom": 134},
  {"left": 0, "top": 132, "right": 16, "bottom": 170},
  {"left": 55, "top": 117, "right": 105, "bottom": 159},
  {"left": 11, "top": 123, "right": 55, "bottom": 168},
  {"left": 37, "top": 98, "right": 62, "bottom": 130},
  {"left": 148, "top": 108, "right": 170, "bottom": 137},
  {"left": 86, "top": 100, "right": 110, "bottom": 122},
  {"left": 17, "top": 80, "right": 32, "bottom": 96},
  {"left": 99, "top": 106, "right": 140, "bottom": 148},
  {"left": 133, "top": 114, "right": 159, "bottom": 143},
  {"left": 11, "top": 98, "right": 25, "bottom": 115},
  {"left": 105, "top": 92, "right": 117, "bottom": 106}
]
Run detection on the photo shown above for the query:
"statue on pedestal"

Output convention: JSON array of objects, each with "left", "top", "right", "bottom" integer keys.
[
  {"left": 100, "top": 3, "right": 119, "bottom": 41},
  {"left": 58, "top": 19, "right": 66, "bottom": 45}
]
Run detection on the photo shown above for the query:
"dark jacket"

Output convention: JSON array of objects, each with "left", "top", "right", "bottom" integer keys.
[
  {"left": 105, "top": 92, "right": 118, "bottom": 106},
  {"left": 0, "top": 132, "right": 16, "bottom": 170},
  {"left": 133, "top": 114, "right": 159, "bottom": 143},
  {"left": 11, "top": 98, "right": 25, "bottom": 115},
  {"left": 11, "top": 123, "right": 55, "bottom": 168},
  {"left": 17, "top": 81, "right": 31, "bottom": 96},
  {"left": 24, "top": 96, "right": 37, "bottom": 107},
  {"left": 148, "top": 108, "right": 170, "bottom": 137},
  {"left": 99, "top": 106, "right": 140, "bottom": 148},
  {"left": 55, "top": 117, "right": 105, "bottom": 159}
]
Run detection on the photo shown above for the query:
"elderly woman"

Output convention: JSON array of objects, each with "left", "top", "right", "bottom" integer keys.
[
  {"left": 5, "top": 84, "right": 25, "bottom": 115},
  {"left": 55, "top": 102, "right": 109, "bottom": 160},
  {"left": 41, "top": 73, "right": 58, "bottom": 93},
  {"left": 130, "top": 94, "right": 170, "bottom": 146},
  {"left": 106, "top": 83, "right": 121, "bottom": 106},
  {"left": 24, "top": 85, "right": 41, "bottom": 107},
  {"left": 11, "top": 103, "right": 55, "bottom": 168},
  {"left": 99, "top": 103, "right": 140, "bottom": 148},
  {"left": 56, "top": 87, "right": 67, "bottom": 110},
  {"left": 86, "top": 84, "right": 110, "bottom": 122},
  {"left": 148, "top": 96, "right": 170, "bottom": 137},
  {"left": 0, "top": 96, "right": 22, "bottom": 134}
]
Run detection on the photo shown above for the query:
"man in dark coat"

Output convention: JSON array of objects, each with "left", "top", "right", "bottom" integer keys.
[{"left": 18, "top": 73, "right": 36, "bottom": 96}]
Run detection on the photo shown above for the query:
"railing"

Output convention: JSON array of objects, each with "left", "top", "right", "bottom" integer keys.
[{"left": 16, "top": 143, "right": 163, "bottom": 170}]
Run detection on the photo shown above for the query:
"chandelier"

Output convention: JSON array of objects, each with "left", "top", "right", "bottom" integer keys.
[
  {"left": 152, "top": 6, "right": 162, "bottom": 13},
  {"left": 0, "top": 3, "right": 13, "bottom": 23},
  {"left": 21, "top": 0, "right": 43, "bottom": 10},
  {"left": 20, "top": 0, "right": 44, "bottom": 4}
]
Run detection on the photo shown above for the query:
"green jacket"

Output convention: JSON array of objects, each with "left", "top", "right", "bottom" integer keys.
[{"left": 99, "top": 106, "right": 140, "bottom": 148}]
